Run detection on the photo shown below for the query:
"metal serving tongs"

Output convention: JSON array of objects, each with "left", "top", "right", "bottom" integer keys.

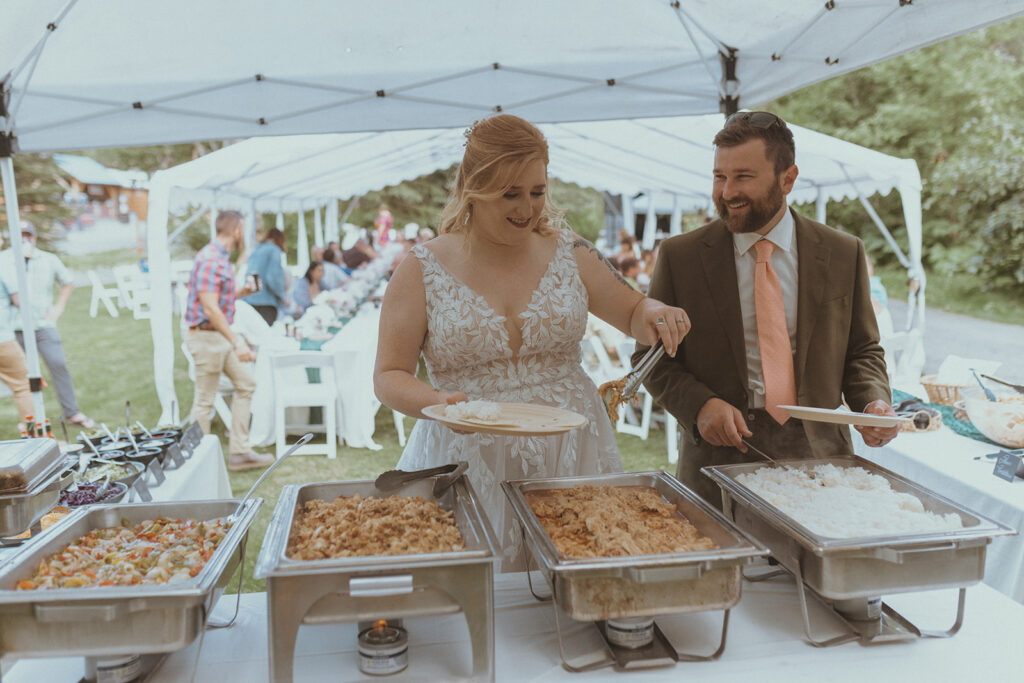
[{"left": 621, "top": 340, "right": 665, "bottom": 400}]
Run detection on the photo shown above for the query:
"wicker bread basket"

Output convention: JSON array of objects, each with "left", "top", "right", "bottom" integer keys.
[{"left": 920, "top": 374, "right": 967, "bottom": 406}]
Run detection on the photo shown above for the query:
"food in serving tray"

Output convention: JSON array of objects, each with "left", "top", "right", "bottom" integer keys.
[
  {"left": 444, "top": 400, "right": 502, "bottom": 422},
  {"left": 735, "top": 464, "right": 964, "bottom": 538},
  {"left": 15, "top": 517, "right": 230, "bottom": 590},
  {"left": 287, "top": 494, "right": 464, "bottom": 559},
  {"left": 6, "top": 506, "right": 71, "bottom": 541},
  {"left": 73, "top": 461, "right": 137, "bottom": 485},
  {"left": 59, "top": 481, "right": 125, "bottom": 506},
  {"left": 524, "top": 485, "right": 716, "bottom": 558}
]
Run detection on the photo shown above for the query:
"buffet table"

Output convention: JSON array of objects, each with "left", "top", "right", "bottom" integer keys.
[
  {"left": 853, "top": 428, "right": 1024, "bottom": 603},
  {"left": 249, "top": 302, "right": 383, "bottom": 450},
  {"left": 145, "top": 434, "right": 232, "bottom": 502},
  {"left": 4, "top": 571, "right": 1022, "bottom": 682}
]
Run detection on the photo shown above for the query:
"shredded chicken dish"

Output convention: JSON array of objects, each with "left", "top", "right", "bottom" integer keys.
[
  {"left": 287, "top": 494, "right": 464, "bottom": 559},
  {"left": 525, "top": 485, "right": 716, "bottom": 558},
  {"left": 597, "top": 377, "right": 631, "bottom": 423},
  {"left": 16, "top": 517, "right": 229, "bottom": 590}
]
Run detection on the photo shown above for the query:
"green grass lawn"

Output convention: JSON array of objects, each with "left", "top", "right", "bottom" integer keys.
[
  {"left": 875, "top": 265, "right": 1024, "bottom": 324},
  {"left": 1, "top": 272, "right": 674, "bottom": 593}
]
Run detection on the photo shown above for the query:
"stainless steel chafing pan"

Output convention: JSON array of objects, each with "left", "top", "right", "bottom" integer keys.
[
  {"left": 0, "top": 498, "right": 262, "bottom": 658},
  {"left": 254, "top": 475, "right": 499, "bottom": 683},
  {"left": 503, "top": 470, "right": 767, "bottom": 622},
  {"left": 703, "top": 455, "right": 1015, "bottom": 601}
]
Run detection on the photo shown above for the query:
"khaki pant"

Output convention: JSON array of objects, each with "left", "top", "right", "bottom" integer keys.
[
  {"left": 0, "top": 340, "right": 33, "bottom": 423},
  {"left": 186, "top": 331, "right": 256, "bottom": 455}
]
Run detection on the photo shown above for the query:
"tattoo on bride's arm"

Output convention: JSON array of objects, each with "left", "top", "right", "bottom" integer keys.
[{"left": 572, "top": 238, "right": 634, "bottom": 290}]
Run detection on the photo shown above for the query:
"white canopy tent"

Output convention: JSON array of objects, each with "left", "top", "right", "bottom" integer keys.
[
  {"left": 146, "top": 116, "right": 924, "bottom": 421},
  {"left": 3, "top": 0, "right": 1022, "bottom": 422}
]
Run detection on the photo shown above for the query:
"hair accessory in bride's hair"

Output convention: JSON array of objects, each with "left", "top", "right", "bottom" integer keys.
[{"left": 463, "top": 119, "right": 481, "bottom": 147}]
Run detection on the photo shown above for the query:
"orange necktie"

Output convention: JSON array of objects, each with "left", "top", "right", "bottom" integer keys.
[{"left": 754, "top": 240, "right": 797, "bottom": 424}]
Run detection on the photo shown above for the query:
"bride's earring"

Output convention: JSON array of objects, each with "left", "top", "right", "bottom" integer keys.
[{"left": 464, "top": 205, "right": 471, "bottom": 225}]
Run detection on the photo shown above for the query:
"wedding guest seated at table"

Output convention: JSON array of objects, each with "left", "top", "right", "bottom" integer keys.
[
  {"left": 320, "top": 248, "right": 350, "bottom": 290},
  {"left": 291, "top": 261, "right": 324, "bottom": 316}
]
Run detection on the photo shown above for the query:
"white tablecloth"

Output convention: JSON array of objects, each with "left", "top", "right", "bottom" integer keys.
[
  {"left": 249, "top": 303, "right": 383, "bottom": 450},
  {"left": 5, "top": 572, "right": 1022, "bottom": 682},
  {"left": 147, "top": 434, "right": 232, "bottom": 502},
  {"left": 854, "top": 427, "right": 1024, "bottom": 603}
]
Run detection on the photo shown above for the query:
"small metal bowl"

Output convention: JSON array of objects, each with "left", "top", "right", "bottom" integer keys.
[
  {"left": 74, "top": 461, "right": 145, "bottom": 491},
  {"left": 123, "top": 447, "right": 163, "bottom": 468},
  {"left": 60, "top": 481, "right": 129, "bottom": 507}
]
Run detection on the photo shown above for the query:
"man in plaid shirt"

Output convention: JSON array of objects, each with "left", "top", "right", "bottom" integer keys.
[{"left": 185, "top": 210, "right": 273, "bottom": 470}]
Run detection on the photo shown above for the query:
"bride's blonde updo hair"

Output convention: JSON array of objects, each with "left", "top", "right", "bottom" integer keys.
[{"left": 439, "top": 114, "right": 564, "bottom": 236}]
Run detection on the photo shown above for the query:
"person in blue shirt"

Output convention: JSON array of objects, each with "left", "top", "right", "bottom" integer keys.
[
  {"left": 291, "top": 261, "right": 324, "bottom": 316},
  {"left": 320, "top": 248, "right": 350, "bottom": 291},
  {"left": 244, "top": 228, "right": 287, "bottom": 325}
]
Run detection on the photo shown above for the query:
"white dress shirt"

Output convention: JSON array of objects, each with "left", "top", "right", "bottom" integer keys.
[{"left": 732, "top": 208, "right": 799, "bottom": 409}]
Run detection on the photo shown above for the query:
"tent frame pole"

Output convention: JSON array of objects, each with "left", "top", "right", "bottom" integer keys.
[{"left": 1, "top": 155, "right": 47, "bottom": 423}]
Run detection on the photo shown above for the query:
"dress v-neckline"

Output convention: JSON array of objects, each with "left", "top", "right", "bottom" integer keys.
[{"left": 421, "top": 237, "right": 563, "bottom": 356}]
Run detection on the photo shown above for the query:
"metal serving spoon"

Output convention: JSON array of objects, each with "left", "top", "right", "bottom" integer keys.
[{"left": 228, "top": 433, "right": 313, "bottom": 525}]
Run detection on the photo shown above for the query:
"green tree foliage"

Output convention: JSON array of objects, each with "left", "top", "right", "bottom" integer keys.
[
  {"left": 0, "top": 154, "right": 72, "bottom": 251},
  {"left": 770, "top": 17, "right": 1024, "bottom": 291}
]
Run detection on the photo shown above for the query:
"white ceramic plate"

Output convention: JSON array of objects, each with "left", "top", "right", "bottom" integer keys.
[
  {"left": 422, "top": 402, "right": 588, "bottom": 436},
  {"left": 778, "top": 405, "right": 901, "bottom": 428}
]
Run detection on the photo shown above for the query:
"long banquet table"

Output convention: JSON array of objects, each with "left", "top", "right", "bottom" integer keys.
[
  {"left": 853, "top": 427, "right": 1024, "bottom": 603},
  {"left": 4, "top": 570, "right": 1022, "bottom": 682}
]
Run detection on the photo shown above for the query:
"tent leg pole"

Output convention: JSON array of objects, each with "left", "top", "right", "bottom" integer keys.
[{"left": 1, "top": 155, "right": 47, "bottom": 425}]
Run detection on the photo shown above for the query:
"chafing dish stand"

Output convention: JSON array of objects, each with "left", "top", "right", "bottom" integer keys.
[
  {"left": 705, "top": 455, "right": 1016, "bottom": 648},
  {"left": 254, "top": 476, "right": 499, "bottom": 682},
  {"left": 504, "top": 471, "right": 767, "bottom": 673}
]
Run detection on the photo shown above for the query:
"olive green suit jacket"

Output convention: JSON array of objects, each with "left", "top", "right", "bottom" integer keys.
[{"left": 634, "top": 210, "right": 891, "bottom": 460}]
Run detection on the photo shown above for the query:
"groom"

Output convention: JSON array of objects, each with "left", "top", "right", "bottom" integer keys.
[{"left": 635, "top": 112, "right": 899, "bottom": 507}]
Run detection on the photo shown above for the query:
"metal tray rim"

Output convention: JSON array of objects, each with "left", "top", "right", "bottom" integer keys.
[
  {"left": 0, "top": 498, "right": 262, "bottom": 604},
  {"left": 703, "top": 455, "right": 1016, "bottom": 554},
  {"left": 254, "top": 477, "right": 498, "bottom": 580},
  {"left": 503, "top": 470, "right": 767, "bottom": 573}
]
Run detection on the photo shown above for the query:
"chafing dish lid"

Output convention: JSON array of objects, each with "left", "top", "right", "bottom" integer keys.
[{"left": 0, "top": 439, "right": 63, "bottom": 495}]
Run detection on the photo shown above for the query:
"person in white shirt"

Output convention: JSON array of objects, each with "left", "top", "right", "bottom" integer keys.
[{"left": 0, "top": 221, "right": 94, "bottom": 429}]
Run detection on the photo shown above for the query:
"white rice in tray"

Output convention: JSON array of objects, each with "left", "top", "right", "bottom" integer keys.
[
  {"left": 735, "top": 464, "right": 963, "bottom": 538},
  {"left": 445, "top": 400, "right": 502, "bottom": 422}
]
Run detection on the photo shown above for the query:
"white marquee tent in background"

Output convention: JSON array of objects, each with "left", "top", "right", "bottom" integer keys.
[
  {"left": 3, "top": 0, "right": 1024, "bottom": 422},
  {"left": 144, "top": 115, "right": 925, "bottom": 417}
]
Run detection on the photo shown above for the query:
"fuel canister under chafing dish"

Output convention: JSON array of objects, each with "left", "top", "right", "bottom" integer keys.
[{"left": 358, "top": 620, "right": 409, "bottom": 676}]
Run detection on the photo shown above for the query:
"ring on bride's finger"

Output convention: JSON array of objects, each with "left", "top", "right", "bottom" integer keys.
[
  {"left": 655, "top": 318, "right": 665, "bottom": 325},
  {"left": 676, "top": 318, "right": 685, "bottom": 323}
]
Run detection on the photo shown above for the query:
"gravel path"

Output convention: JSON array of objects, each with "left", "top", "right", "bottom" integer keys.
[{"left": 888, "top": 299, "right": 1024, "bottom": 383}]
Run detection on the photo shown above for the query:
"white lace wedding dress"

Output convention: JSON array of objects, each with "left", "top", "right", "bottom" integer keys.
[{"left": 397, "top": 231, "right": 622, "bottom": 570}]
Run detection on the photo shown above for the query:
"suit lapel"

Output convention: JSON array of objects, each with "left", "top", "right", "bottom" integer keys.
[
  {"left": 699, "top": 223, "right": 747, "bottom": 388},
  {"left": 794, "top": 213, "right": 830, "bottom": 391}
]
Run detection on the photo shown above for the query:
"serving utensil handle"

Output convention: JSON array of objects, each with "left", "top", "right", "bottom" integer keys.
[{"left": 233, "top": 433, "right": 313, "bottom": 519}]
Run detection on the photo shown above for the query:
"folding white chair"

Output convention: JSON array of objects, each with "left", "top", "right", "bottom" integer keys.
[
  {"left": 270, "top": 351, "right": 339, "bottom": 459},
  {"left": 112, "top": 264, "right": 137, "bottom": 309},
  {"left": 392, "top": 410, "right": 407, "bottom": 447},
  {"left": 87, "top": 269, "right": 119, "bottom": 318}
]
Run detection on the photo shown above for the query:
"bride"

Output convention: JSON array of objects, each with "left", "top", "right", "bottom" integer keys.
[{"left": 373, "top": 114, "right": 690, "bottom": 570}]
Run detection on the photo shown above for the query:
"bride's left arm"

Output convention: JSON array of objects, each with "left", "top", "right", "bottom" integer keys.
[{"left": 571, "top": 234, "right": 689, "bottom": 357}]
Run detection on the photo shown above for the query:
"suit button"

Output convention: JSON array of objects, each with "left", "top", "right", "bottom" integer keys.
[{"left": 747, "top": 413, "right": 756, "bottom": 422}]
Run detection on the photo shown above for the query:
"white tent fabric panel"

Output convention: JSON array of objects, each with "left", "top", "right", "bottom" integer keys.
[{"left": 3, "top": 1, "right": 1023, "bottom": 152}]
